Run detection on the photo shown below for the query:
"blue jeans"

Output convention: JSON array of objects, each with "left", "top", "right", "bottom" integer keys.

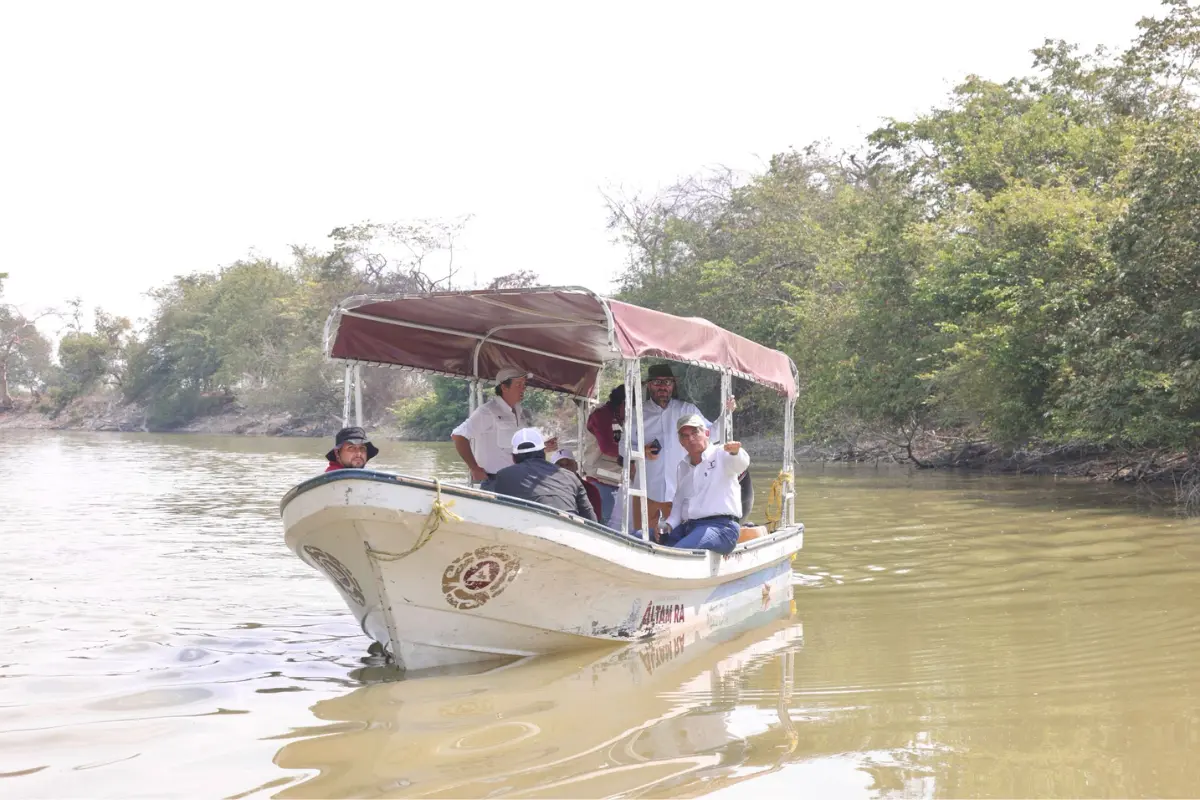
[
  {"left": 665, "top": 516, "right": 741, "bottom": 554},
  {"left": 589, "top": 480, "right": 616, "bottom": 525}
]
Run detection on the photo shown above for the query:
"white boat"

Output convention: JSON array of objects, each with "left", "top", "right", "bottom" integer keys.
[{"left": 281, "top": 286, "right": 804, "bottom": 669}]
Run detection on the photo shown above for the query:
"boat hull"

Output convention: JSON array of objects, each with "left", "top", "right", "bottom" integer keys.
[{"left": 281, "top": 469, "right": 803, "bottom": 670}]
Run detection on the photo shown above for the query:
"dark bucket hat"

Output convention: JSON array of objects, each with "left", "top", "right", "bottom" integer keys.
[
  {"left": 645, "top": 363, "right": 676, "bottom": 382},
  {"left": 325, "top": 426, "right": 380, "bottom": 463}
]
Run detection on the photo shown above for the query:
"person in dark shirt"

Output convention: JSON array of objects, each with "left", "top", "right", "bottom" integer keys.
[
  {"left": 584, "top": 384, "right": 624, "bottom": 522},
  {"left": 324, "top": 426, "right": 379, "bottom": 472},
  {"left": 551, "top": 448, "right": 603, "bottom": 520},
  {"left": 486, "top": 429, "right": 598, "bottom": 521}
]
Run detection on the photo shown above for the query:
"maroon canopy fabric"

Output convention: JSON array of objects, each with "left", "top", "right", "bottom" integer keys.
[{"left": 325, "top": 288, "right": 797, "bottom": 398}]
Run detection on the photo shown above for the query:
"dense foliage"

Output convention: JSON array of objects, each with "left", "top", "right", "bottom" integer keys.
[
  {"left": 608, "top": 1, "right": 1200, "bottom": 466},
  {"left": 0, "top": 272, "right": 56, "bottom": 410},
  {"left": 2, "top": 2, "right": 1197, "bottom": 484}
]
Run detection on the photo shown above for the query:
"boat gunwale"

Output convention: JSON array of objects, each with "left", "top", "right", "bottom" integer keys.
[{"left": 280, "top": 468, "right": 803, "bottom": 559}]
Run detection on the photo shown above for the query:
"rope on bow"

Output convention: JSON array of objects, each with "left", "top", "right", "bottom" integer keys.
[
  {"left": 764, "top": 470, "right": 794, "bottom": 533},
  {"left": 366, "top": 478, "right": 463, "bottom": 562}
]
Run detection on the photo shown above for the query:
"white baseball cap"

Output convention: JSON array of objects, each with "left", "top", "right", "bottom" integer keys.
[
  {"left": 511, "top": 427, "right": 546, "bottom": 454},
  {"left": 495, "top": 367, "right": 531, "bottom": 384},
  {"left": 550, "top": 448, "right": 574, "bottom": 464}
]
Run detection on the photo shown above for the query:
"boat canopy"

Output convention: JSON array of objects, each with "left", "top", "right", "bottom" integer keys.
[{"left": 324, "top": 286, "right": 798, "bottom": 400}]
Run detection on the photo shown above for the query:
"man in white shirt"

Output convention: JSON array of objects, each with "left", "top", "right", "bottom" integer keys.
[
  {"left": 451, "top": 368, "right": 556, "bottom": 483},
  {"left": 659, "top": 413, "right": 749, "bottom": 554},
  {"left": 638, "top": 363, "right": 735, "bottom": 529}
]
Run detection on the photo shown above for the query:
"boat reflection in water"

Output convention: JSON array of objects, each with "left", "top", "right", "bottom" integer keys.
[{"left": 268, "top": 602, "right": 804, "bottom": 799}]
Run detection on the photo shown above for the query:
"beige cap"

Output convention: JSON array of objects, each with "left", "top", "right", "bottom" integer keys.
[
  {"left": 495, "top": 367, "right": 531, "bottom": 384},
  {"left": 676, "top": 413, "right": 708, "bottom": 432}
]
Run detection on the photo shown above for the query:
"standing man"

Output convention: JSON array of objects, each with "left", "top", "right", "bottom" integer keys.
[
  {"left": 659, "top": 414, "right": 749, "bottom": 554},
  {"left": 451, "top": 368, "right": 555, "bottom": 483},
  {"left": 637, "top": 364, "right": 734, "bottom": 529}
]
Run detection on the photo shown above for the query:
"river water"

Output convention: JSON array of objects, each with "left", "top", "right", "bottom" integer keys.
[{"left": 1, "top": 430, "right": 1198, "bottom": 798}]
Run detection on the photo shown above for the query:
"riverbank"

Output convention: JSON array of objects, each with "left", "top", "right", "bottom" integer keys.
[
  {"left": 4, "top": 399, "right": 1195, "bottom": 512},
  {"left": 0, "top": 397, "right": 342, "bottom": 438},
  {"left": 789, "top": 432, "right": 1200, "bottom": 514}
]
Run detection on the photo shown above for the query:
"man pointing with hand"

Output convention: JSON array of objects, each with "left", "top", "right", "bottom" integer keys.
[{"left": 659, "top": 414, "right": 750, "bottom": 554}]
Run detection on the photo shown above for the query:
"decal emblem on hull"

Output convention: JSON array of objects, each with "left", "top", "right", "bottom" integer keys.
[
  {"left": 442, "top": 546, "right": 522, "bottom": 610},
  {"left": 303, "top": 545, "right": 366, "bottom": 606}
]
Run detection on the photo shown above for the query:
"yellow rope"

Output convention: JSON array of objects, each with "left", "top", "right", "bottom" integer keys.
[
  {"left": 764, "top": 470, "right": 794, "bottom": 533},
  {"left": 366, "top": 478, "right": 463, "bottom": 562}
]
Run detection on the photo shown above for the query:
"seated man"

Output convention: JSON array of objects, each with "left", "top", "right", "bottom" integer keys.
[
  {"left": 659, "top": 414, "right": 749, "bottom": 554},
  {"left": 551, "top": 448, "right": 603, "bottom": 520},
  {"left": 487, "top": 429, "right": 598, "bottom": 521},
  {"left": 324, "top": 426, "right": 379, "bottom": 472}
]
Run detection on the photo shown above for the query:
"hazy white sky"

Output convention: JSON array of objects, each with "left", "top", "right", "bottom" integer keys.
[{"left": 0, "top": 0, "right": 1163, "bottom": 332}]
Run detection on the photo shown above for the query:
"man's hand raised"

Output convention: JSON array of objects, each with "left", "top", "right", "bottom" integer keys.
[{"left": 723, "top": 441, "right": 742, "bottom": 456}]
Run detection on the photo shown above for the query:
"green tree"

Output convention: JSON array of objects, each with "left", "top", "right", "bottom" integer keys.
[
  {"left": 121, "top": 273, "right": 225, "bottom": 427},
  {"left": 0, "top": 274, "right": 57, "bottom": 410},
  {"left": 392, "top": 376, "right": 470, "bottom": 440},
  {"left": 1054, "top": 120, "right": 1200, "bottom": 452}
]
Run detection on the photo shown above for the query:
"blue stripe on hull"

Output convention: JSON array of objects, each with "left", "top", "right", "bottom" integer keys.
[{"left": 703, "top": 559, "right": 793, "bottom": 604}]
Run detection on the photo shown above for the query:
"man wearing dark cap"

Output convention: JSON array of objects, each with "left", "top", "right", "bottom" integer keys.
[{"left": 324, "top": 426, "right": 380, "bottom": 472}]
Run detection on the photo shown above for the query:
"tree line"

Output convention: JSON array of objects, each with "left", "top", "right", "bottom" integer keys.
[
  {"left": 0, "top": 220, "right": 533, "bottom": 429},
  {"left": 607, "top": 0, "right": 1200, "bottom": 482},
  {"left": 2, "top": 2, "right": 1197, "bottom": 493}
]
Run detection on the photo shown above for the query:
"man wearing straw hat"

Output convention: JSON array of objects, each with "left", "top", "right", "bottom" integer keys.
[{"left": 451, "top": 367, "right": 557, "bottom": 483}]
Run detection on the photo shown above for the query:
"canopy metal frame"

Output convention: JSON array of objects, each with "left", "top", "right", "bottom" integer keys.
[{"left": 327, "top": 286, "right": 799, "bottom": 535}]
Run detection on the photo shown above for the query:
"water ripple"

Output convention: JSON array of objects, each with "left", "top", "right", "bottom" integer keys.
[{"left": 2, "top": 433, "right": 1200, "bottom": 798}]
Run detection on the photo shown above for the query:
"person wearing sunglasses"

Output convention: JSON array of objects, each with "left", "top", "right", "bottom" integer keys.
[{"left": 625, "top": 363, "right": 735, "bottom": 531}]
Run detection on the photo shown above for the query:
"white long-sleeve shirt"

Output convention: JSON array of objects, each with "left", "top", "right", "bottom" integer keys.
[
  {"left": 451, "top": 396, "right": 526, "bottom": 475},
  {"left": 665, "top": 444, "right": 750, "bottom": 529},
  {"left": 638, "top": 398, "right": 723, "bottom": 502}
]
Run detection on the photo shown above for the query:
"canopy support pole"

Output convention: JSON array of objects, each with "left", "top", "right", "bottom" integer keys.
[
  {"left": 354, "top": 364, "right": 363, "bottom": 427},
  {"left": 576, "top": 398, "right": 586, "bottom": 469},
  {"left": 783, "top": 396, "right": 796, "bottom": 525},
  {"left": 620, "top": 358, "right": 650, "bottom": 540},
  {"left": 720, "top": 373, "right": 733, "bottom": 444},
  {"left": 342, "top": 366, "right": 353, "bottom": 427}
]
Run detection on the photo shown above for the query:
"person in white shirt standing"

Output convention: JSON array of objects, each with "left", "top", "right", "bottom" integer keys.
[
  {"left": 659, "top": 413, "right": 749, "bottom": 554},
  {"left": 638, "top": 364, "right": 735, "bottom": 529},
  {"left": 451, "top": 367, "right": 556, "bottom": 483}
]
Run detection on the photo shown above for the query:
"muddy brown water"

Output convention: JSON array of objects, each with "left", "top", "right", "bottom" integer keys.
[{"left": 1, "top": 431, "right": 1198, "bottom": 798}]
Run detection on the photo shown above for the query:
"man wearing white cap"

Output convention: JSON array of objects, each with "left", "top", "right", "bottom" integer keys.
[
  {"left": 487, "top": 429, "right": 597, "bottom": 520},
  {"left": 659, "top": 413, "right": 749, "bottom": 554},
  {"left": 451, "top": 367, "right": 556, "bottom": 482}
]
